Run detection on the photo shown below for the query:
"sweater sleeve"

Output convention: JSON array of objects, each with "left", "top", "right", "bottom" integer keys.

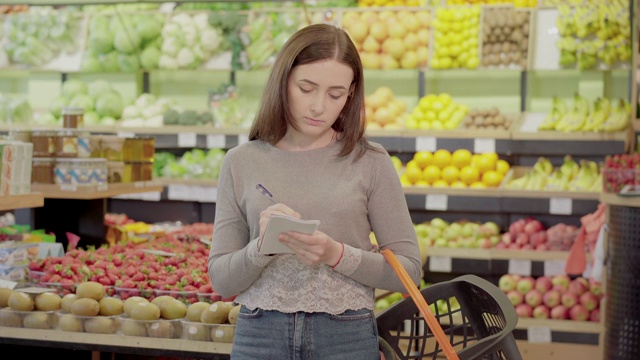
[
  {"left": 207, "top": 151, "right": 274, "bottom": 297},
  {"left": 333, "top": 147, "right": 423, "bottom": 293}
]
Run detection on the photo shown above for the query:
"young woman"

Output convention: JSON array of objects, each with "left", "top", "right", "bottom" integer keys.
[{"left": 208, "top": 23, "right": 422, "bottom": 359}]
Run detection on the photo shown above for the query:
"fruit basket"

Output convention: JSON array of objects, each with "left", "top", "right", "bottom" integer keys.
[
  {"left": 154, "top": 289, "right": 199, "bottom": 305},
  {"left": 376, "top": 271, "right": 521, "bottom": 359}
]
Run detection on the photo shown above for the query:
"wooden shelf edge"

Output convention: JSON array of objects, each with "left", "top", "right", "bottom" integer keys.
[
  {"left": 0, "top": 193, "right": 44, "bottom": 211},
  {"left": 516, "top": 318, "right": 602, "bottom": 334},
  {"left": 500, "top": 189, "right": 600, "bottom": 200},
  {"left": 0, "top": 327, "right": 232, "bottom": 355},
  {"left": 511, "top": 130, "right": 628, "bottom": 142},
  {"left": 426, "top": 247, "right": 569, "bottom": 262},
  {"left": 600, "top": 192, "right": 640, "bottom": 208},
  {"left": 156, "top": 178, "right": 218, "bottom": 187},
  {"left": 427, "top": 247, "right": 492, "bottom": 260},
  {"left": 32, "top": 183, "right": 163, "bottom": 200}
]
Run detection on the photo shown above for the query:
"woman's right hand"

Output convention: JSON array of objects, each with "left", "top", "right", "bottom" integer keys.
[{"left": 259, "top": 203, "right": 301, "bottom": 241}]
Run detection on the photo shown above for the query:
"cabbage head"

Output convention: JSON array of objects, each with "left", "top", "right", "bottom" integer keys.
[
  {"left": 88, "top": 80, "right": 113, "bottom": 99},
  {"left": 70, "top": 94, "right": 95, "bottom": 112},
  {"left": 96, "top": 92, "right": 124, "bottom": 118},
  {"left": 62, "top": 79, "right": 88, "bottom": 99}
]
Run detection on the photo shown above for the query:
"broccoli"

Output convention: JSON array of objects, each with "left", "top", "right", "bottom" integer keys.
[
  {"left": 178, "top": 110, "right": 199, "bottom": 126},
  {"left": 163, "top": 109, "right": 180, "bottom": 125}
]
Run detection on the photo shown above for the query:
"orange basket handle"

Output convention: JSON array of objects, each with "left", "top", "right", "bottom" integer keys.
[{"left": 381, "top": 249, "right": 460, "bottom": 360}]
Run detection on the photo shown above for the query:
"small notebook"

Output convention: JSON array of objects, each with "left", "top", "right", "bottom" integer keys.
[{"left": 258, "top": 214, "right": 320, "bottom": 255}]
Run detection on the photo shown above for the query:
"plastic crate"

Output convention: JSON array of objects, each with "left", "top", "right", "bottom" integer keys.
[{"left": 376, "top": 275, "right": 521, "bottom": 360}]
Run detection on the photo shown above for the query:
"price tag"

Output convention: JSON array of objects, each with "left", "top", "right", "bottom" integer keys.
[
  {"left": 138, "top": 191, "right": 162, "bottom": 202},
  {"left": 474, "top": 138, "right": 496, "bottom": 154},
  {"left": 238, "top": 134, "right": 249, "bottom": 145},
  {"left": 0, "top": 279, "right": 17, "bottom": 289},
  {"left": 527, "top": 326, "right": 552, "bottom": 343},
  {"left": 428, "top": 256, "right": 452, "bottom": 273},
  {"left": 415, "top": 136, "right": 436, "bottom": 152},
  {"left": 178, "top": 133, "right": 197, "bottom": 148},
  {"left": 60, "top": 184, "right": 77, "bottom": 191},
  {"left": 97, "top": 184, "right": 108, "bottom": 192},
  {"left": 508, "top": 259, "right": 532, "bottom": 276},
  {"left": 134, "top": 181, "right": 145, "bottom": 188},
  {"left": 549, "top": 197, "right": 572, "bottom": 215},
  {"left": 198, "top": 186, "right": 217, "bottom": 203},
  {"left": 168, "top": 184, "right": 192, "bottom": 201},
  {"left": 206, "top": 134, "right": 226, "bottom": 149},
  {"left": 117, "top": 132, "right": 136, "bottom": 138},
  {"left": 544, "top": 260, "right": 566, "bottom": 276},
  {"left": 425, "top": 194, "right": 448, "bottom": 211}
]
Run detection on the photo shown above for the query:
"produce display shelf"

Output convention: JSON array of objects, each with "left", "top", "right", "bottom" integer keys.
[
  {"left": 32, "top": 182, "right": 164, "bottom": 200},
  {"left": 0, "top": 327, "right": 232, "bottom": 358},
  {"left": 427, "top": 247, "right": 570, "bottom": 262},
  {"left": 0, "top": 193, "right": 44, "bottom": 211},
  {"left": 600, "top": 192, "right": 640, "bottom": 208}
]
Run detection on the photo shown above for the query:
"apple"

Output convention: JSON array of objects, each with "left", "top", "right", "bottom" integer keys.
[
  {"left": 515, "top": 303, "right": 533, "bottom": 318},
  {"left": 535, "top": 244, "right": 548, "bottom": 251},
  {"left": 509, "top": 219, "right": 526, "bottom": 236},
  {"left": 590, "top": 308, "right": 600, "bottom": 322},
  {"left": 414, "top": 223, "right": 429, "bottom": 238},
  {"left": 515, "top": 233, "right": 529, "bottom": 246},
  {"left": 589, "top": 280, "right": 603, "bottom": 297},
  {"left": 501, "top": 233, "right": 513, "bottom": 245},
  {"left": 529, "top": 231, "right": 547, "bottom": 246},
  {"left": 461, "top": 222, "right": 477, "bottom": 238},
  {"left": 476, "top": 237, "right": 492, "bottom": 249},
  {"left": 551, "top": 275, "right": 571, "bottom": 291},
  {"left": 495, "top": 242, "right": 507, "bottom": 249},
  {"left": 535, "top": 276, "right": 553, "bottom": 293},
  {"left": 489, "top": 235, "right": 500, "bottom": 246},
  {"left": 542, "top": 290, "right": 561, "bottom": 308},
  {"left": 550, "top": 305, "right": 568, "bottom": 320},
  {"left": 499, "top": 274, "right": 517, "bottom": 293},
  {"left": 523, "top": 219, "right": 544, "bottom": 235},
  {"left": 533, "top": 305, "right": 550, "bottom": 319},
  {"left": 481, "top": 222, "right": 500, "bottom": 236},
  {"left": 525, "top": 289, "right": 543, "bottom": 308},
  {"left": 506, "top": 290, "right": 524, "bottom": 306},
  {"left": 508, "top": 243, "right": 521, "bottom": 250},
  {"left": 516, "top": 277, "right": 535, "bottom": 295},
  {"left": 569, "top": 304, "right": 589, "bottom": 321},
  {"left": 521, "top": 244, "right": 534, "bottom": 250},
  {"left": 561, "top": 291, "right": 578, "bottom": 308},
  {"left": 430, "top": 218, "right": 449, "bottom": 230},
  {"left": 568, "top": 279, "right": 589, "bottom": 296},
  {"left": 579, "top": 292, "right": 600, "bottom": 311}
]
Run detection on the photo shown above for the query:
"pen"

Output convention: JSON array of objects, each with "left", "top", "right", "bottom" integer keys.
[{"left": 256, "top": 184, "right": 277, "bottom": 204}]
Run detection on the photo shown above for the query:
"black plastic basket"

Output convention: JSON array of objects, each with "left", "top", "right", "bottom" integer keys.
[{"left": 376, "top": 274, "right": 522, "bottom": 360}]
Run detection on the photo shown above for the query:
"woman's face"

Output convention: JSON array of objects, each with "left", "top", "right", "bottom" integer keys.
[{"left": 287, "top": 59, "right": 354, "bottom": 139}]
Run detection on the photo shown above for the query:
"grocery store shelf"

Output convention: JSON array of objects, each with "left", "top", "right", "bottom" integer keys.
[
  {"left": 0, "top": 327, "right": 232, "bottom": 358},
  {"left": 428, "top": 247, "right": 570, "bottom": 262},
  {"left": 32, "top": 182, "right": 164, "bottom": 200},
  {"left": 600, "top": 192, "right": 640, "bottom": 208},
  {"left": 0, "top": 193, "right": 44, "bottom": 211},
  {"left": 513, "top": 318, "right": 602, "bottom": 345}
]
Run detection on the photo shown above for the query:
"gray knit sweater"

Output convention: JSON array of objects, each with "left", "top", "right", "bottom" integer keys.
[{"left": 208, "top": 139, "right": 422, "bottom": 314}]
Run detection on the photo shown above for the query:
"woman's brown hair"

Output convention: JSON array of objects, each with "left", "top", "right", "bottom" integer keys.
[{"left": 248, "top": 23, "right": 374, "bottom": 158}]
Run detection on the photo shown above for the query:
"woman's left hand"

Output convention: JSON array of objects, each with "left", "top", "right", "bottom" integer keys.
[{"left": 279, "top": 230, "right": 343, "bottom": 267}]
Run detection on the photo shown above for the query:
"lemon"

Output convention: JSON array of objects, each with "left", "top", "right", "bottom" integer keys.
[
  {"left": 481, "top": 170, "right": 504, "bottom": 188},
  {"left": 432, "top": 149, "right": 452, "bottom": 168},
  {"left": 405, "top": 159, "right": 421, "bottom": 170},
  {"left": 476, "top": 155, "right": 497, "bottom": 174},
  {"left": 450, "top": 180, "right": 467, "bottom": 188},
  {"left": 469, "top": 181, "right": 487, "bottom": 189},
  {"left": 422, "top": 165, "right": 441, "bottom": 183},
  {"left": 451, "top": 149, "right": 472, "bottom": 169},
  {"left": 400, "top": 175, "right": 412, "bottom": 187},
  {"left": 413, "top": 151, "right": 433, "bottom": 169},
  {"left": 441, "top": 165, "right": 460, "bottom": 184},
  {"left": 496, "top": 159, "right": 511, "bottom": 175},
  {"left": 414, "top": 180, "right": 430, "bottom": 187},
  {"left": 432, "top": 179, "right": 449, "bottom": 188},
  {"left": 459, "top": 166, "right": 480, "bottom": 185},
  {"left": 403, "top": 166, "right": 423, "bottom": 184}
]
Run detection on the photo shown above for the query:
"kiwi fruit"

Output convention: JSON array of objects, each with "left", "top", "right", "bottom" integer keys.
[
  {"left": 58, "top": 313, "right": 84, "bottom": 332},
  {"left": 76, "top": 281, "right": 106, "bottom": 301},
  {"left": 99, "top": 297, "right": 124, "bottom": 316},
  {"left": 23, "top": 312, "right": 53, "bottom": 329},
  {"left": 8, "top": 291, "right": 34, "bottom": 311},
  {"left": 70, "top": 298, "right": 100, "bottom": 317},
  {"left": 0, "top": 288, "right": 15, "bottom": 308},
  {"left": 186, "top": 302, "right": 210, "bottom": 322},
  {"left": 35, "top": 292, "right": 62, "bottom": 311},
  {"left": 61, "top": 293, "right": 78, "bottom": 313},
  {"left": 84, "top": 317, "right": 116, "bottom": 334}
]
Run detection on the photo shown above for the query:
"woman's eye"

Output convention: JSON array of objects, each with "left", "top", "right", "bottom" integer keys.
[
  {"left": 299, "top": 87, "right": 312, "bottom": 93},
  {"left": 329, "top": 93, "right": 344, "bottom": 100}
]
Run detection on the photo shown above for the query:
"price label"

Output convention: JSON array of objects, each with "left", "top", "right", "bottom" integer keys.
[
  {"left": 508, "top": 259, "right": 532, "bottom": 276},
  {"left": 544, "top": 260, "right": 566, "bottom": 276},
  {"left": 198, "top": 186, "right": 217, "bottom": 203},
  {"left": 0, "top": 279, "right": 17, "bottom": 289},
  {"left": 207, "top": 134, "right": 226, "bottom": 149},
  {"left": 117, "top": 132, "right": 135, "bottom": 138},
  {"left": 238, "top": 134, "right": 249, "bottom": 145},
  {"left": 168, "top": 184, "right": 192, "bottom": 201},
  {"left": 474, "top": 138, "right": 496, "bottom": 154},
  {"left": 60, "top": 184, "right": 77, "bottom": 191},
  {"left": 425, "top": 194, "right": 448, "bottom": 211},
  {"left": 178, "top": 133, "right": 197, "bottom": 148},
  {"left": 527, "top": 326, "right": 552, "bottom": 343},
  {"left": 138, "top": 191, "right": 162, "bottom": 202},
  {"left": 415, "top": 136, "right": 436, "bottom": 152},
  {"left": 428, "top": 256, "right": 452, "bottom": 273},
  {"left": 550, "top": 198, "right": 572, "bottom": 215},
  {"left": 97, "top": 184, "right": 108, "bottom": 192},
  {"left": 134, "top": 181, "right": 145, "bottom": 188}
]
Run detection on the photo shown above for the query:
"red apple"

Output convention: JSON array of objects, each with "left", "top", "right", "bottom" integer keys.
[
  {"left": 524, "top": 219, "right": 544, "bottom": 235},
  {"left": 515, "top": 233, "right": 529, "bottom": 246},
  {"left": 501, "top": 232, "right": 513, "bottom": 245},
  {"left": 521, "top": 244, "right": 534, "bottom": 250},
  {"left": 589, "top": 280, "right": 603, "bottom": 297},
  {"left": 589, "top": 308, "right": 600, "bottom": 322},
  {"left": 508, "top": 243, "right": 521, "bottom": 250},
  {"left": 550, "top": 305, "right": 568, "bottom": 320},
  {"left": 509, "top": 219, "right": 526, "bottom": 237},
  {"left": 579, "top": 292, "right": 600, "bottom": 311},
  {"left": 529, "top": 231, "right": 547, "bottom": 246},
  {"left": 525, "top": 289, "right": 543, "bottom": 307},
  {"left": 515, "top": 303, "right": 533, "bottom": 318},
  {"left": 535, "top": 276, "right": 553, "bottom": 293},
  {"left": 569, "top": 304, "right": 589, "bottom": 321},
  {"left": 551, "top": 274, "right": 571, "bottom": 290},
  {"left": 535, "top": 243, "right": 548, "bottom": 251},
  {"left": 568, "top": 279, "right": 589, "bottom": 296},
  {"left": 507, "top": 290, "right": 524, "bottom": 306},
  {"left": 561, "top": 291, "right": 578, "bottom": 308},
  {"left": 533, "top": 305, "right": 550, "bottom": 319},
  {"left": 499, "top": 274, "right": 517, "bottom": 293},
  {"left": 517, "top": 277, "right": 535, "bottom": 295},
  {"left": 495, "top": 242, "right": 507, "bottom": 249},
  {"left": 543, "top": 289, "right": 561, "bottom": 308}
]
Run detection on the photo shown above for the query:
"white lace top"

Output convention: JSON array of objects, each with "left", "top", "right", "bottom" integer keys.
[{"left": 208, "top": 140, "right": 422, "bottom": 315}]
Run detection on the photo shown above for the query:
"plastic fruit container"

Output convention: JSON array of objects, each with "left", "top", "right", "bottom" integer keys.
[
  {"left": 0, "top": 308, "right": 57, "bottom": 329},
  {"left": 196, "top": 292, "right": 223, "bottom": 304},
  {"left": 57, "top": 313, "right": 118, "bottom": 334},
  {"left": 154, "top": 289, "right": 199, "bottom": 305},
  {"left": 181, "top": 320, "right": 236, "bottom": 342},
  {"left": 118, "top": 316, "right": 182, "bottom": 339},
  {"left": 114, "top": 287, "right": 154, "bottom": 300},
  {"left": 602, "top": 168, "right": 639, "bottom": 193},
  {"left": 39, "top": 282, "right": 76, "bottom": 296}
]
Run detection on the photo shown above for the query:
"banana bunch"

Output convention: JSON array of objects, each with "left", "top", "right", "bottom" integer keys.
[
  {"left": 505, "top": 157, "right": 553, "bottom": 191},
  {"left": 567, "top": 160, "right": 600, "bottom": 192},
  {"left": 595, "top": 98, "right": 631, "bottom": 132},
  {"left": 582, "top": 97, "right": 611, "bottom": 131},
  {"left": 538, "top": 96, "right": 567, "bottom": 130},
  {"left": 554, "top": 94, "right": 590, "bottom": 132},
  {"left": 560, "top": 155, "right": 580, "bottom": 179}
]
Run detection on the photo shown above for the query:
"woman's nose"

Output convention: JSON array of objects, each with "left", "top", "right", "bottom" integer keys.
[{"left": 310, "top": 95, "right": 325, "bottom": 115}]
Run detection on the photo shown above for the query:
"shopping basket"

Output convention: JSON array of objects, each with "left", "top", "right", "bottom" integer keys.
[{"left": 377, "top": 249, "right": 522, "bottom": 360}]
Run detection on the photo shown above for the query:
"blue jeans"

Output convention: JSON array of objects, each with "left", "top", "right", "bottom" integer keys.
[{"left": 231, "top": 306, "right": 380, "bottom": 360}]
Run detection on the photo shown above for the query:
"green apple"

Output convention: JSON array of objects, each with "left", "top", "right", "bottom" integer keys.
[
  {"left": 414, "top": 223, "right": 429, "bottom": 238},
  {"left": 434, "top": 238, "right": 448, "bottom": 247},
  {"left": 430, "top": 218, "right": 449, "bottom": 230}
]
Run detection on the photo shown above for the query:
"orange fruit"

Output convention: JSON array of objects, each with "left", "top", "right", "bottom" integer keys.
[
  {"left": 496, "top": 159, "right": 510, "bottom": 175},
  {"left": 450, "top": 180, "right": 467, "bottom": 188},
  {"left": 422, "top": 165, "right": 441, "bottom": 183},
  {"left": 432, "top": 179, "right": 449, "bottom": 188},
  {"left": 432, "top": 149, "right": 452, "bottom": 168},
  {"left": 412, "top": 151, "right": 433, "bottom": 169},
  {"left": 404, "top": 166, "right": 423, "bottom": 184},
  {"left": 459, "top": 165, "right": 480, "bottom": 185},
  {"left": 481, "top": 170, "right": 504, "bottom": 187},
  {"left": 451, "top": 149, "right": 472, "bottom": 169},
  {"left": 441, "top": 165, "right": 460, "bottom": 183}
]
